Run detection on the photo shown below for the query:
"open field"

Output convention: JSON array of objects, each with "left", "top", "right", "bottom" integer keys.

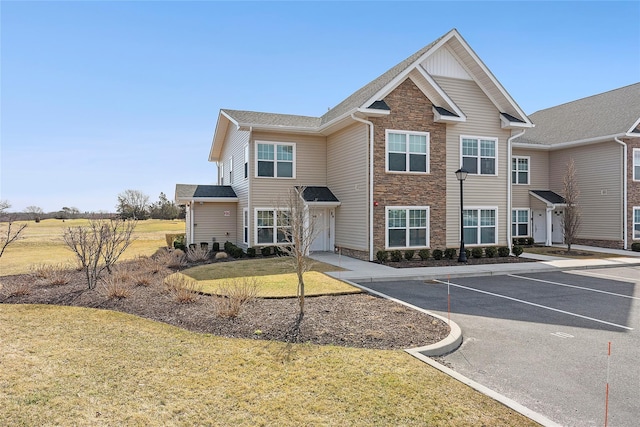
[
  {"left": 0, "top": 304, "right": 537, "bottom": 426},
  {"left": 0, "top": 219, "right": 185, "bottom": 276}
]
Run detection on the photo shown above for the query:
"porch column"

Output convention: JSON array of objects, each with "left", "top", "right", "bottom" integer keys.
[{"left": 545, "top": 207, "right": 553, "bottom": 246}]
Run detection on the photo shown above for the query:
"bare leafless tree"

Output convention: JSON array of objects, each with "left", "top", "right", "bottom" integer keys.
[
  {"left": 0, "top": 200, "right": 28, "bottom": 259},
  {"left": 561, "top": 158, "right": 582, "bottom": 252},
  {"left": 24, "top": 205, "right": 44, "bottom": 222},
  {"left": 63, "top": 218, "right": 137, "bottom": 288},
  {"left": 277, "top": 187, "right": 321, "bottom": 320},
  {"left": 116, "top": 189, "right": 150, "bottom": 220}
]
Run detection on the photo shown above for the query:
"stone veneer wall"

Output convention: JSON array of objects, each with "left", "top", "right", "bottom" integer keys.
[
  {"left": 573, "top": 238, "right": 624, "bottom": 250},
  {"left": 369, "top": 78, "right": 447, "bottom": 254}
]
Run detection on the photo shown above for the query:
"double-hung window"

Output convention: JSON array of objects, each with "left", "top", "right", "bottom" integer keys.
[
  {"left": 512, "top": 209, "right": 530, "bottom": 237},
  {"left": 512, "top": 156, "right": 529, "bottom": 184},
  {"left": 243, "top": 208, "right": 249, "bottom": 244},
  {"left": 463, "top": 207, "right": 497, "bottom": 245},
  {"left": 634, "top": 149, "right": 640, "bottom": 181},
  {"left": 386, "top": 130, "right": 430, "bottom": 173},
  {"left": 229, "top": 157, "right": 234, "bottom": 185},
  {"left": 386, "top": 207, "right": 430, "bottom": 248},
  {"left": 461, "top": 137, "right": 497, "bottom": 175},
  {"left": 256, "top": 142, "right": 295, "bottom": 178},
  {"left": 634, "top": 207, "right": 640, "bottom": 240},
  {"left": 256, "top": 209, "right": 290, "bottom": 244},
  {"left": 244, "top": 145, "right": 249, "bottom": 179}
]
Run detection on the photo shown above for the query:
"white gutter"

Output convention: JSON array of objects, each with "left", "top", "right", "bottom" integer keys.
[
  {"left": 351, "top": 113, "right": 375, "bottom": 261},
  {"left": 507, "top": 130, "right": 526, "bottom": 253},
  {"left": 614, "top": 137, "right": 628, "bottom": 250}
]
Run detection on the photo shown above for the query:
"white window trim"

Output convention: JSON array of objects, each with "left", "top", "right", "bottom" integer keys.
[
  {"left": 512, "top": 208, "right": 530, "bottom": 237},
  {"left": 244, "top": 144, "right": 249, "bottom": 180},
  {"left": 243, "top": 208, "right": 249, "bottom": 245},
  {"left": 385, "top": 129, "right": 431, "bottom": 174},
  {"left": 633, "top": 148, "right": 640, "bottom": 182},
  {"left": 511, "top": 156, "right": 530, "bottom": 185},
  {"left": 633, "top": 206, "right": 640, "bottom": 240},
  {"left": 463, "top": 206, "right": 499, "bottom": 246},
  {"left": 460, "top": 135, "right": 499, "bottom": 176},
  {"left": 229, "top": 156, "right": 234, "bottom": 185},
  {"left": 254, "top": 141, "right": 296, "bottom": 179},
  {"left": 384, "top": 206, "right": 430, "bottom": 250},
  {"left": 254, "top": 208, "right": 291, "bottom": 245}
]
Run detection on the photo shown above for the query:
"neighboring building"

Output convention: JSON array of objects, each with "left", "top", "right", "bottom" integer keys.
[
  {"left": 512, "top": 82, "right": 640, "bottom": 249},
  {"left": 176, "top": 29, "right": 639, "bottom": 259}
]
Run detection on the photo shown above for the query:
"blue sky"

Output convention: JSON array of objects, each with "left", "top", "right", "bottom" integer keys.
[{"left": 2, "top": 1, "right": 639, "bottom": 213}]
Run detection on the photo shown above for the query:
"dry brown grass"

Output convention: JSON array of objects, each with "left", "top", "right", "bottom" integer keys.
[
  {"left": 102, "top": 273, "right": 132, "bottom": 299},
  {"left": 164, "top": 273, "right": 201, "bottom": 303},
  {"left": 153, "top": 248, "right": 187, "bottom": 268},
  {"left": 213, "top": 277, "right": 259, "bottom": 318},
  {"left": 5, "top": 277, "right": 31, "bottom": 296},
  {"left": 29, "top": 263, "right": 73, "bottom": 286},
  {"left": 186, "top": 245, "right": 210, "bottom": 262}
]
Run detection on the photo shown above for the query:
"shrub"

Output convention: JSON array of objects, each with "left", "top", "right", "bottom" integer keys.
[
  {"left": 390, "top": 250, "right": 403, "bottom": 262},
  {"left": 215, "top": 252, "right": 228, "bottom": 260},
  {"left": 261, "top": 246, "right": 272, "bottom": 257},
  {"left": 102, "top": 276, "right": 132, "bottom": 299},
  {"left": 224, "top": 241, "right": 233, "bottom": 253},
  {"left": 631, "top": 242, "right": 640, "bottom": 252},
  {"left": 471, "top": 247, "right": 483, "bottom": 258},
  {"left": 432, "top": 249, "right": 443, "bottom": 260},
  {"left": 404, "top": 250, "right": 415, "bottom": 261},
  {"left": 30, "top": 263, "right": 72, "bottom": 286},
  {"left": 212, "top": 242, "right": 220, "bottom": 252},
  {"left": 444, "top": 248, "right": 457, "bottom": 260},
  {"left": 498, "top": 246, "right": 510, "bottom": 257},
  {"left": 418, "top": 249, "right": 430, "bottom": 260},
  {"left": 376, "top": 250, "right": 388, "bottom": 263},
  {"left": 132, "top": 272, "right": 152, "bottom": 287},
  {"left": 186, "top": 246, "right": 210, "bottom": 263},
  {"left": 164, "top": 273, "right": 201, "bottom": 303},
  {"left": 200, "top": 242, "right": 209, "bottom": 251},
  {"left": 526, "top": 237, "right": 534, "bottom": 246},
  {"left": 167, "top": 249, "right": 187, "bottom": 268},
  {"left": 484, "top": 246, "right": 497, "bottom": 258},
  {"left": 247, "top": 247, "right": 257, "bottom": 258},
  {"left": 513, "top": 245, "right": 524, "bottom": 257},
  {"left": 231, "top": 247, "right": 244, "bottom": 259},
  {"left": 5, "top": 278, "right": 30, "bottom": 297},
  {"left": 213, "top": 277, "right": 259, "bottom": 318},
  {"left": 165, "top": 233, "right": 185, "bottom": 248}
]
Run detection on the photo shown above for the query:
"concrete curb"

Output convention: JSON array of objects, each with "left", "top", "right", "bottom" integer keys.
[
  {"left": 342, "top": 279, "right": 462, "bottom": 357},
  {"left": 404, "top": 350, "right": 562, "bottom": 427}
]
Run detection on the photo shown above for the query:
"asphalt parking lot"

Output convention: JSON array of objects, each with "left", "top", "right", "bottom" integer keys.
[{"left": 359, "top": 266, "right": 639, "bottom": 427}]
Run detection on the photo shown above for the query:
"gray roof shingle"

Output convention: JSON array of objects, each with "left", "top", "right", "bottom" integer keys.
[
  {"left": 517, "top": 83, "right": 640, "bottom": 145},
  {"left": 299, "top": 186, "right": 340, "bottom": 203},
  {"left": 530, "top": 190, "right": 565, "bottom": 205},
  {"left": 175, "top": 184, "right": 237, "bottom": 200}
]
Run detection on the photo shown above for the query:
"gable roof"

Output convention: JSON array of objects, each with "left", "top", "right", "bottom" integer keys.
[
  {"left": 530, "top": 190, "right": 566, "bottom": 206},
  {"left": 516, "top": 82, "right": 640, "bottom": 146},
  {"left": 210, "top": 29, "right": 532, "bottom": 161},
  {"left": 175, "top": 184, "right": 238, "bottom": 203}
]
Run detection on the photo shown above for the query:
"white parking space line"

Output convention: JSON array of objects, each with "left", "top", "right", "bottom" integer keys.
[
  {"left": 508, "top": 274, "right": 640, "bottom": 300},
  {"left": 568, "top": 269, "right": 640, "bottom": 284},
  {"left": 433, "top": 279, "right": 634, "bottom": 331}
]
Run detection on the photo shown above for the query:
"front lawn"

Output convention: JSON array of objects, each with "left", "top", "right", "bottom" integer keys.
[{"left": 0, "top": 304, "right": 538, "bottom": 427}]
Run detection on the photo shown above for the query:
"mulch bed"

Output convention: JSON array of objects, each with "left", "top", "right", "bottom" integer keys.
[
  {"left": 0, "top": 258, "right": 451, "bottom": 350},
  {"left": 382, "top": 255, "right": 535, "bottom": 268}
]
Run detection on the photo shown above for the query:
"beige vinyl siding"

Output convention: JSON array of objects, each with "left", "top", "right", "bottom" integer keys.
[
  {"left": 512, "top": 149, "right": 549, "bottom": 207},
  {"left": 549, "top": 141, "right": 623, "bottom": 240},
  {"left": 192, "top": 203, "right": 237, "bottom": 246},
  {"left": 435, "top": 76, "right": 512, "bottom": 246},
  {"left": 219, "top": 126, "right": 250, "bottom": 247},
  {"left": 327, "top": 123, "right": 369, "bottom": 251},
  {"left": 249, "top": 132, "right": 327, "bottom": 246}
]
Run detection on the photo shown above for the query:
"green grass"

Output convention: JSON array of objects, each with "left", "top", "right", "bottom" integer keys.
[
  {"left": 0, "top": 304, "right": 538, "bottom": 426},
  {"left": 0, "top": 219, "right": 185, "bottom": 276},
  {"left": 181, "top": 257, "right": 356, "bottom": 297}
]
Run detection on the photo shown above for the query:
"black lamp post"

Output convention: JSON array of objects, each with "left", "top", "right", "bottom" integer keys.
[{"left": 455, "top": 168, "right": 468, "bottom": 262}]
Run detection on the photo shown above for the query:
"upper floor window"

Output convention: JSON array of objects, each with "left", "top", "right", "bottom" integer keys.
[
  {"left": 220, "top": 163, "right": 224, "bottom": 185},
  {"left": 386, "top": 130, "right": 430, "bottom": 173},
  {"left": 461, "top": 136, "right": 497, "bottom": 175},
  {"left": 512, "top": 156, "right": 529, "bottom": 184},
  {"left": 634, "top": 148, "right": 640, "bottom": 181},
  {"left": 244, "top": 145, "right": 249, "bottom": 179},
  {"left": 463, "top": 207, "right": 497, "bottom": 245},
  {"left": 386, "top": 206, "right": 430, "bottom": 249},
  {"left": 229, "top": 156, "right": 234, "bottom": 185},
  {"left": 256, "top": 142, "right": 295, "bottom": 178}
]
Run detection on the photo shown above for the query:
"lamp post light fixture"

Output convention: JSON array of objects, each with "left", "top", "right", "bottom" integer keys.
[{"left": 455, "top": 168, "right": 468, "bottom": 262}]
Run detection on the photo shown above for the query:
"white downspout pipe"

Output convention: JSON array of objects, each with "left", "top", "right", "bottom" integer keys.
[
  {"left": 614, "top": 137, "right": 628, "bottom": 250},
  {"left": 351, "top": 113, "right": 375, "bottom": 261},
  {"left": 507, "top": 130, "right": 526, "bottom": 253},
  {"left": 189, "top": 200, "right": 195, "bottom": 245}
]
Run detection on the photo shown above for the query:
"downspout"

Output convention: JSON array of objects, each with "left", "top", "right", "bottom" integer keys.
[
  {"left": 351, "top": 113, "right": 375, "bottom": 261},
  {"left": 614, "top": 137, "right": 627, "bottom": 250},
  {"left": 507, "top": 130, "right": 526, "bottom": 253},
  {"left": 189, "top": 200, "right": 195, "bottom": 245}
]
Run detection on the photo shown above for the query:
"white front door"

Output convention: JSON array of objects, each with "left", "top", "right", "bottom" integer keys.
[
  {"left": 309, "top": 208, "right": 334, "bottom": 252},
  {"left": 532, "top": 210, "right": 546, "bottom": 244},
  {"left": 552, "top": 209, "right": 564, "bottom": 244}
]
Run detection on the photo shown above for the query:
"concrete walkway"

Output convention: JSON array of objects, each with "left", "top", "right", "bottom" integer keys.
[{"left": 310, "top": 245, "right": 640, "bottom": 283}]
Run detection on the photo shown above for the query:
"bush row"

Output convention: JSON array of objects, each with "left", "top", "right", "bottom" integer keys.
[
  {"left": 376, "top": 246, "right": 523, "bottom": 263},
  {"left": 631, "top": 242, "right": 640, "bottom": 252},
  {"left": 512, "top": 237, "right": 534, "bottom": 246}
]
